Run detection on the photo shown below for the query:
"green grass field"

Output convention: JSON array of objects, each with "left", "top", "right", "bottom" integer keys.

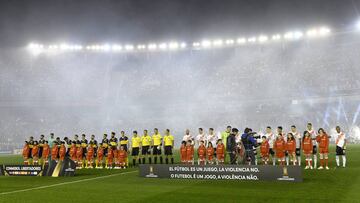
[{"left": 0, "top": 145, "right": 359, "bottom": 203}]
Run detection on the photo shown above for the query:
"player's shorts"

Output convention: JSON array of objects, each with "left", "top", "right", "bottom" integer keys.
[
  {"left": 253, "top": 149, "right": 257, "bottom": 156},
  {"left": 319, "top": 148, "right": 328, "bottom": 154},
  {"left": 103, "top": 148, "right": 108, "bottom": 157},
  {"left": 269, "top": 148, "right": 275, "bottom": 156},
  {"left": 286, "top": 150, "right": 295, "bottom": 156},
  {"left": 303, "top": 150, "right": 312, "bottom": 155},
  {"left": 120, "top": 144, "right": 128, "bottom": 152},
  {"left": 213, "top": 147, "right": 217, "bottom": 156},
  {"left": 276, "top": 152, "right": 285, "bottom": 159},
  {"left": 336, "top": 146, "right": 345, "bottom": 155},
  {"left": 142, "top": 146, "right": 150, "bottom": 155},
  {"left": 131, "top": 147, "right": 139, "bottom": 156},
  {"left": 312, "top": 145, "right": 317, "bottom": 155},
  {"left": 152, "top": 145, "right": 162, "bottom": 155},
  {"left": 164, "top": 146, "right": 173, "bottom": 156},
  {"left": 82, "top": 148, "right": 87, "bottom": 158},
  {"left": 296, "top": 148, "right": 301, "bottom": 156}
]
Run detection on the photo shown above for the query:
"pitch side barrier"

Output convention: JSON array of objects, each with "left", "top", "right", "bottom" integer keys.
[
  {"left": 0, "top": 157, "right": 76, "bottom": 177},
  {"left": 139, "top": 164, "right": 302, "bottom": 182}
]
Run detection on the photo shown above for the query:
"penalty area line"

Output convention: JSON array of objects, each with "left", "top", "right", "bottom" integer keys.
[{"left": 0, "top": 170, "right": 138, "bottom": 196}]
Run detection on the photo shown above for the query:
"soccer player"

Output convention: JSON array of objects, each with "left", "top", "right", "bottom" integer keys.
[
  {"left": 28, "top": 136, "right": 34, "bottom": 163},
  {"left": 86, "top": 142, "right": 95, "bottom": 168},
  {"left": 198, "top": 140, "right": 207, "bottom": 165},
  {"left": 163, "top": 129, "right": 174, "bottom": 164},
  {"left": 109, "top": 132, "right": 118, "bottom": 167},
  {"left": 141, "top": 130, "right": 152, "bottom": 164},
  {"left": 307, "top": 123, "right": 318, "bottom": 168},
  {"left": 216, "top": 139, "right": 225, "bottom": 165},
  {"left": 117, "top": 145, "right": 128, "bottom": 169},
  {"left": 180, "top": 141, "right": 187, "bottom": 164},
  {"left": 196, "top": 128, "right": 206, "bottom": 147},
  {"left": 31, "top": 141, "right": 40, "bottom": 165},
  {"left": 186, "top": 140, "right": 194, "bottom": 164},
  {"left": 101, "top": 134, "right": 109, "bottom": 165},
  {"left": 42, "top": 141, "right": 50, "bottom": 165},
  {"left": 64, "top": 137, "right": 72, "bottom": 157},
  {"left": 335, "top": 126, "right": 346, "bottom": 168},
  {"left": 260, "top": 136, "right": 270, "bottom": 165},
  {"left": 265, "top": 126, "right": 276, "bottom": 165},
  {"left": 22, "top": 141, "right": 30, "bottom": 165},
  {"left": 59, "top": 141, "right": 67, "bottom": 161},
  {"left": 152, "top": 128, "right": 163, "bottom": 164},
  {"left": 48, "top": 133, "right": 55, "bottom": 149},
  {"left": 38, "top": 135, "right": 45, "bottom": 164},
  {"left": 286, "top": 133, "right": 296, "bottom": 166},
  {"left": 206, "top": 142, "right": 215, "bottom": 165},
  {"left": 89, "top": 135, "right": 98, "bottom": 163},
  {"left": 106, "top": 147, "right": 114, "bottom": 169},
  {"left": 119, "top": 131, "right": 129, "bottom": 151},
  {"left": 302, "top": 131, "right": 313, "bottom": 169},
  {"left": 80, "top": 134, "right": 88, "bottom": 168},
  {"left": 290, "top": 125, "right": 302, "bottom": 166},
  {"left": 316, "top": 128, "right": 329, "bottom": 170},
  {"left": 131, "top": 131, "right": 141, "bottom": 166},
  {"left": 273, "top": 132, "right": 286, "bottom": 166},
  {"left": 207, "top": 128, "right": 217, "bottom": 151},
  {"left": 183, "top": 129, "right": 194, "bottom": 144}
]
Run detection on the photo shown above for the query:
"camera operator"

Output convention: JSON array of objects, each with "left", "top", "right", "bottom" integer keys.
[{"left": 241, "top": 128, "right": 258, "bottom": 165}]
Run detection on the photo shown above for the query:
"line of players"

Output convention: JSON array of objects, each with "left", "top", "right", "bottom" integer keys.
[
  {"left": 22, "top": 123, "right": 347, "bottom": 170},
  {"left": 178, "top": 124, "right": 347, "bottom": 170},
  {"left": 22, "top": 128, "right": 175, "bottom": 169}
]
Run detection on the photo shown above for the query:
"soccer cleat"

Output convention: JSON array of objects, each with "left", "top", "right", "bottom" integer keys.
[
  {"left": 325, "top": 166, "right": 329, "bottom": 170},
  {"left": 305, "top": 166, "right": 309, "bottom": 170},
  {"left": 310, "top": 166, "right": 313, "bottom": 170},
  {"left": 317, "top": 166, "right": 324, "bottom": 170}
]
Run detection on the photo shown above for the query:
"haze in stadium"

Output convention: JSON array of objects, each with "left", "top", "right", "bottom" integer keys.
[{"left": 1, "top": 0, "right": 360, "bottom": 203}]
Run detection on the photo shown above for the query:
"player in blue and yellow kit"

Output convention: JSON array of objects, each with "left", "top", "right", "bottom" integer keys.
[
  {"left": 163, "top": 129, "right": 174, "bottom": 164},
  {"left": 80, "top": 134, "right": 88, "bottom": 168},
  {"left": 109, "top": 132, "right": 118, "bottom": 166},
  {"left": 141, "top": 130, "right": 152, "bottom": 164},
  {"left": 152, "top": 128, "right": 163, "bottom": 164},
  {"left": 119, "top": 131, "right": 129, "bottom": 166}
]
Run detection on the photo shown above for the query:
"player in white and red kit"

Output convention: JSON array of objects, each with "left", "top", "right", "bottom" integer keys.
[
  {"left": 335, "top": 126, "right": 346, "bottom": 168},
  {"left": 306, "top": 123, "right": 317, "bottom": 168},
  {"left": 196, "top": 128, "right": 207, "bottom": 148},
  {"left": 264, "top": 126, "right": 276, "bottom": 165},
  {"left": 183, "top": 129, "right": 194, "bottom": 145}
]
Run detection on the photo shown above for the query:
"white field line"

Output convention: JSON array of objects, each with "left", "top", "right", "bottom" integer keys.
[{"left": 0, "top": 170, "right": 138, "bottom": 196}]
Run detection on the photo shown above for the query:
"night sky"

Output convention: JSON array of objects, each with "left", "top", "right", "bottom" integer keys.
[{"left": 0, "top": 0, "right": 359, "bottom": 46}]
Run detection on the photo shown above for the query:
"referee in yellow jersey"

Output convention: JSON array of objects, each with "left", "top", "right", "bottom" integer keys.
[
  {"left": 163, "top": 129, "right": 174, "bottom": 164},
  {"left": 141, "top": 130, "right": 152, "bottom": 164},
  {"left": 131, "top": 131, "right": 141, "bottom": 167},
  {"left": 152, "top": 128, "right": 163, "bottom": 164}
]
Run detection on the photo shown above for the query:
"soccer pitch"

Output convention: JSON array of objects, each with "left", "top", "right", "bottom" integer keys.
[{"left": 0, "top": 145, "right": 359, "bottom": 203}]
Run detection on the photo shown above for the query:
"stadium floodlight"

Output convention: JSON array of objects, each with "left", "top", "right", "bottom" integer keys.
[
  {"left": 284, "top": 31, "right": 303, "bottom": 40},
  {"left": 236, "top": 38, "right": 246, "bottom": 44},
  {"left": 125, "top": 44, "right": 134, "bottom": 51},
  {"left": 137, "top": 44, "right": 146, "bottom": 50},
  {"left": 60, "top": 44, "right": 69, "bottom": 50},
  {"left": 318, "top": 27, "right": 331, "bottom": 36},
  {"left": 147, "top": 43, "right": 157, "bottom": 50},
  {"left": 258, "top": 35, "right": 268, "bottom": 43},
  {"left": 180, "top": 42, "right": 187, "bottom": 48},
  {"left": 306, "top": 29, "right": 318, "bottom": 37},
  {"left": 247, "top": 37, "right": 257, "bottom": 43},
  {"left": 272, "top": 34, "right": 281, "bottom": 40},
  {"left": 168, "top": 42, "right": 179, "bottom": 50},
  {"left": 212, "top": 39, "right": 223, "bottom": 47},
  {"left": 201, "top": 40, "right": 211, "bottom": 48},
  {"left": 111, "top": 44, "right": 122, "bottom": 51},
  {"left": 192, "top": 42, "right": 200, "bottom": 47},
  {"left": 48, "top": 45, "right": 59, "bottom": 49},
  {"left": 225, "top": 39, "right": 234, "bottom": 45},
  {"left": 158, "top": 43, "right": 167, "bottom": 50}
]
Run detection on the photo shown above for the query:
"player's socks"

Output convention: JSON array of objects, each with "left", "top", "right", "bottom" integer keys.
[
  {"left": 138, "top": 158, "right": 142, "bottom": 165},
  {"left": 325, "top": 158, "right": 328, "bottom": 166},
  {"left": 342, "top": 156, "right": 346, "bottom": 167},
  {"left": 298, "top": 157, "right": 301, "bottom": 166},
  {"left": 149, "top": 158, "right": 152, "bottom": 164},
  {"left": 336, "top": 156, "right": 340, "bottom": 166},
  {"left": 154, "top": 157, "right": 158, "bottom": 164},
  {"left": 171, "top": 158, "right": 174, "bottom": 164},
  {"left": 142, "top": 158, "right": 145, "bottom": 164},
  {"left": 313, "top": 155, "right": 317, "bottom": 168},
  {"left": 286, "top": 157, "right": 289, "bottom": 165},
  {"left": 320, "top": 159, "right": 324, "bottom": 167},
  {"left": 160, "top": 157, "right": 163, "bottom": 164},
  {"left": 272, "top": 158, "right": 276, "bottom": 166},
  {"left": 165, "top": 158, "right": 169, "bottom": 164},
  {"left": 132, "top": 159, "right": 136, "bottom": 167}
]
